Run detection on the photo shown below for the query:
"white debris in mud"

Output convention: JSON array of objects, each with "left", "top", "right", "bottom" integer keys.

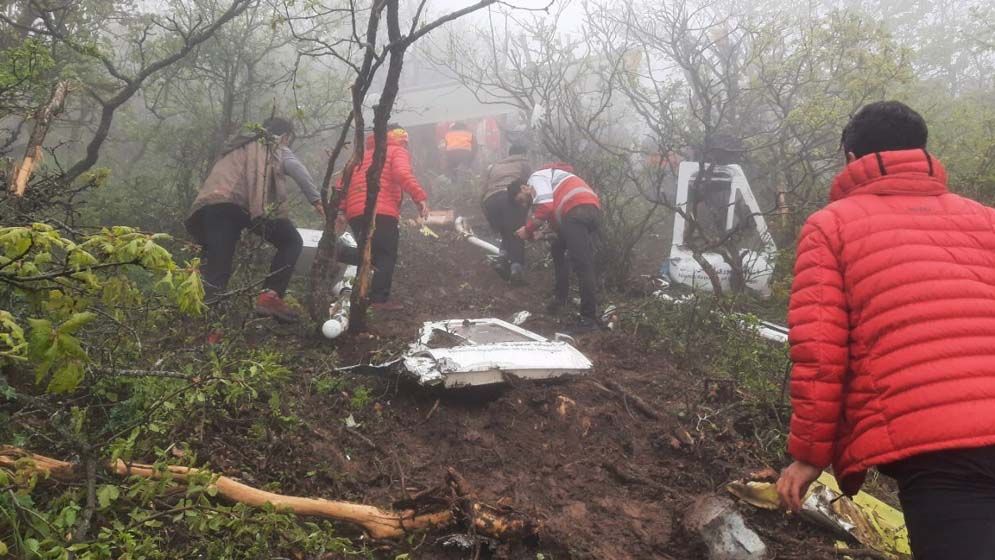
[{"left": 403, "top": 318, "right": 593, "bottom": 388}]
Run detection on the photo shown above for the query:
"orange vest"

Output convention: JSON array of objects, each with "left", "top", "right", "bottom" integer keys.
[{"left": 445, "top": 130, "right": 473, "bottom": 152}]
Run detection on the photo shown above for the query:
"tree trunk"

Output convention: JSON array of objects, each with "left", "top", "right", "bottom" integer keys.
[
  {"left": 9, "top": 81, "right": 70, "bottom": 196},
  {"left": 349, "top": 0, "right": 407, "bottom": 333}
]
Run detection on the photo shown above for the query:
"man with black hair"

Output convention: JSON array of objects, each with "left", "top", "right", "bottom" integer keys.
[
  {"left": 186, "top": 117, "right": 324, "bottom": 323},
  {"left": 777, "top": 101, "right": 995, "bottom": 559},
  {"left": 510, "top": 163, "right": 602, "bottom": 332},
  {"left": 480, "top": 144, "right": 532, "bottom": 284}
]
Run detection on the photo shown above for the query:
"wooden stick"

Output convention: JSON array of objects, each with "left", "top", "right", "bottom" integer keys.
[
  {"left": 0, "top": 446, "right": 504, "bottom": 540},
  {"left": 9, "top": 81, "right": 70, "bottom": 196}
]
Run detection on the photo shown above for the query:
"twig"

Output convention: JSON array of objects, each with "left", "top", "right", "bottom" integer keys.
[
  {"left": 344, "top": 427, "right": 376, "bottom": 450},
  {"left": 98, "top": 368, "right": 193, "bottom": 380},
  {"left": 603, "top": 379, "right": 664, "bottom": 421},
  {"left": 72, "top": 455, "right": 97, "bottom": 542},
  {"left": 423, "top": 398, "right": 440, "bottom": 422}
]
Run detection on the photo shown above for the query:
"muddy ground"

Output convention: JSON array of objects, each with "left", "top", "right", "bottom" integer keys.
[{"left": 203, "top": 197, "right": 848, "bottom": 559}]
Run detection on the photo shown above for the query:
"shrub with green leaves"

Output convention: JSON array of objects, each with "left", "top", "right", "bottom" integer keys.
[{"left": 0, "top": 224, "right": 203, "bottom": 393}]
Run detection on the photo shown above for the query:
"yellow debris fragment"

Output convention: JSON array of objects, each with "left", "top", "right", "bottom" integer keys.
[{"left": 725, "top": 471, "right": 911, "bottom": 559}]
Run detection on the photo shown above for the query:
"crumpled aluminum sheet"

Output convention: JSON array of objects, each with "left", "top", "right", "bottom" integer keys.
[{"left": 404, "top": 318, "right": 592, "bottom": 388}]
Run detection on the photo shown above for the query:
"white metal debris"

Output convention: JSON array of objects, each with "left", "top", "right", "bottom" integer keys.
[
  {"left": 454, "top": 216, "right": 501, "bottom": 255},
  {"left": 510, "top": 311, "right": 531, "bottom": 326},
  {"left": 664, "top": 162, "right": 777, "bottom": 297},
  {"left": 403, "top": 318, "right": 593, "bottom": 388},
  {"left": 293, "top": 229, "right": 359, "bottom": 339}
]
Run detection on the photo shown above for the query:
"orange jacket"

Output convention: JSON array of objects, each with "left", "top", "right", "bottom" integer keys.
[{"left": 444, "top": 130, "right": 474, "bottom": 152}]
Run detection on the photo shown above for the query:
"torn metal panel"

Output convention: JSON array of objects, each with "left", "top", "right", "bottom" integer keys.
[
  {"left": 404, "top": 319, "right": 593, "bottom": 388},
  {"left": 295, "top": 228, "right": 357, "bottom": 274},
  {"left": 727, "top": 472, "right": 911, "bottom": 558}
]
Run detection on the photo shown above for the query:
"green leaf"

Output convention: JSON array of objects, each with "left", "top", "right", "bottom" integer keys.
[
  {"left": 58, "top": 312, "right": 96, "bottom": 336},
  {"left": 96, "top": 484, "right": 120, "bottom": 509},
  {"left": 47, "top": 361, "right": 84, "bottom": 393}
]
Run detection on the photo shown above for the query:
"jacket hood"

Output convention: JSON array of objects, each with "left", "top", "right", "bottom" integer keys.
[
  {"left": 829, "top": 149, "right": 948, "bottom": 202},
  {"left": 363, "top": 133, "right": 408, "bottom": 149}
]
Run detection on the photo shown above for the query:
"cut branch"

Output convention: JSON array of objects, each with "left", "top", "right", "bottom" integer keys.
[{"left": 0, "top": 447, "right": 538, "bottom": 541}]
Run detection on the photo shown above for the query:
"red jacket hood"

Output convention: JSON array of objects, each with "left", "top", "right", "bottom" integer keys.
[{"left": 829, "top": 149, "right": 948, "bottom": 201}]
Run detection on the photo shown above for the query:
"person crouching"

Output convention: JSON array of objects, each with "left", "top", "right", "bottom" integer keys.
[
  {"left": 509, "top": 163, "right": 602, "bottom": 332},
  {"left": 186, "top": 117, "right": 324, "bottom": 323}
]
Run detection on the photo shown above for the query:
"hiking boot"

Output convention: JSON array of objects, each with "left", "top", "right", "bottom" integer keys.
[
  {"left": 490, "top": 255, "right": 511, "bottom": 281},
  {"left": 371, "top": 301, "right": 404, "bottom": 312},
  {"left": 254, "top": 290, "right": 301, "bottom": 323},
  {"left": 509, "top": 263, "right": 526, "bottom": 286}
]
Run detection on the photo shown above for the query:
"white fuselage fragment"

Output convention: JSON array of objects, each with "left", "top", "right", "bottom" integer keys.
[{"left": 404, "top": 318, "right": 593, "bottom": 388}]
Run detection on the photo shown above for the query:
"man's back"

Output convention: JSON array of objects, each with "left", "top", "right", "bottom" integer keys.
[{"left": 789, "top": 148, "right": 995, "bottom": 492}]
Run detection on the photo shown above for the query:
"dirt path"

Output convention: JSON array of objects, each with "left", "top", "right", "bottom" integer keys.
[{"left": 213, "top": 210, "right": 840, "bottom": 559}]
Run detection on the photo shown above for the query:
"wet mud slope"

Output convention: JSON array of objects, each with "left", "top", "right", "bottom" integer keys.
[{"left": 213, "top": 210, "right": 844, "bottom": 559}]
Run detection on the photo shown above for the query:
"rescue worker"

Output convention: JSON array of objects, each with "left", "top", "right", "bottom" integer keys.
[
  {"left": 776, "top": 101, "right": 995, "bottom": 559},
  {"left": 337, "top": 124, "right": 429, "bottom": 310},
  {"left": 186, "top": 117, "right": 323, "bottom": 323},
  {"left": 442, "top": 121, "right": 476, "bottom": 180},
  {"left": 509, "top": 163, "right": 602, "bottom": 331},
  {"left": 480, "top": 144, "right": 531, "bottom": 284}
]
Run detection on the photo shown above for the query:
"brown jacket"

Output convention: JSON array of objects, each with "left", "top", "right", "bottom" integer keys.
[
  {"left": 481, "top": 154, "right": 531, "bottom": 202},
  {"left": 188, "top": 139, "right": 289, "bottom": 224}
]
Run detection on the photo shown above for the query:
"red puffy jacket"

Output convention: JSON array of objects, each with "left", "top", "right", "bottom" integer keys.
[
  {"left": 340, "top": 134, "right": 427, "bottom": 220},
  {"left": 788, "top": 149, "right": 995, "bottom": 495}
]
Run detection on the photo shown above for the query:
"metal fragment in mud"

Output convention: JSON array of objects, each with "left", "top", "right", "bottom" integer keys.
[{"left": 403, "top": 318, "right": 593, "bottom": 388}]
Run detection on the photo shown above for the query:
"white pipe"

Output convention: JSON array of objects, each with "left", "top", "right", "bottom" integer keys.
[
  {"left": 322, "top": 232, "right": 359, "bottom": 339},
  {"left": 321, "top": 264, "right": 357, "bottom": 339},
  {"left": 455, "top": 216, "right": 501, "bottom": 255},
  {"left": 467, "top": 236, "right": 501, "bottom": 255}
]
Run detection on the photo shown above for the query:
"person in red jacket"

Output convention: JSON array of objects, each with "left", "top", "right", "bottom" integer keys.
[
  {"left": 509, "top": 163, "right": 602, "bottom": 332},
  {"left": 337, "top": 125, "right": 429, "bottom": 310},
  {"left": 776, "top": 101, "right": 995, "bottom": 559}
]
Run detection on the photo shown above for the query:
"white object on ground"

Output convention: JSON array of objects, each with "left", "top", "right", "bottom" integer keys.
[
  {"left": 454, "top": 216, "right": 501, "bottom": 255},
  {"left": 318, "top": 231, "right": 358, "bottom": 340},
  {"left": 510, "top": 311, "right": 531, "bottom": 326},
  {"left": 684, "top": 495, "right": 768, "bottom": 560},
  {"left": 403, "top": 318, "right": 592, "bottom": 388}
]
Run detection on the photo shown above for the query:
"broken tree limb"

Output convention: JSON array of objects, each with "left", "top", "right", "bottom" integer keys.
[
  {"left": 602, "top": 379, "right": 665, "bottom": 422},
  {"left": 0, "top": 447, "right": 537, "bottom": 541},
  {"left": 9, "top": 80, "right": 70, "bottom": 196},
  {"left": 446, "top": 467, "right": 538, "bottom": 540}
]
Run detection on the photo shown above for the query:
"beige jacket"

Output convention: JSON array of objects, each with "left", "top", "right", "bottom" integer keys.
[
  {"left": 481, "top": 154, "right": 531, "bottom": 202},
  {"left": 189, "top": 140, "right": 289, "bottom": 222}
]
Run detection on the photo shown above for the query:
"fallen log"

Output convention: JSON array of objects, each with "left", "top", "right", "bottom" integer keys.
[
  {"left": 0, "top": 446, "right": 537, "bottom": 541},
  {"left": 9, "top": 81, "right": 70, "bottom": 196}
]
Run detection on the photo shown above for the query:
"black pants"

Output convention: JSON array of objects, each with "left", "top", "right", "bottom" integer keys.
[
  {"left": 551, "top": 205, "right": 600, "bottom": 318},
  {"left": 879, "top": 446, "right": 995, "bottom": 559},
  {"left": 349, "top": 214, "right": 400, "bottom": 303},
  {"left": 482, "top": 192, "right": 527, "bottom": 266},
  {"left": 194, "top": 203, "right": 302, "bottom": 300}
]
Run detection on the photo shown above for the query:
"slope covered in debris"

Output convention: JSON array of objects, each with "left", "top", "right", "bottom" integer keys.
[{"left": 200, "top": 216, "right": 851, "bottom": 559}]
